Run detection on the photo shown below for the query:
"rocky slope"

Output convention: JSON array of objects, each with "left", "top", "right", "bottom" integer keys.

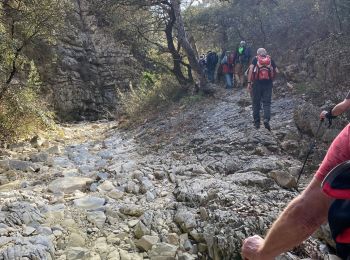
[
  {"left": 49, "top": 0, "right": 138, "bottom": 121},
  {"left": 0, "top": 85, "right": 342, "bottom": 259}
]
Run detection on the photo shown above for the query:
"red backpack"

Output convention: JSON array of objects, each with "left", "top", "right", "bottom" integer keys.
[{"left": 253, "top": 55, "right": 275, "bottom": 81}]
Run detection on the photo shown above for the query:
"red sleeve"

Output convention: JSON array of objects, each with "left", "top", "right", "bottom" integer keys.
[{"left": 315, "top": 123, "right": 350, "bottom": 181}]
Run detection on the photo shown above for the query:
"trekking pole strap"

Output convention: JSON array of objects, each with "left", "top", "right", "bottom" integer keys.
[{"left": 296, "top": 120, "right": 324, "bottom": 185}]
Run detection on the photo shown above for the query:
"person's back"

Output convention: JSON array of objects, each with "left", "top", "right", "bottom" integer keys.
[
  {"left": 206, "top": 51, "right": 218, "bottom": 69},
  {"left": 206, "top": 51, "right": 218, "bottom": 83},
  {"left": 221, "top": 51, "right": 235, "bottom": 89},
  {"left": 247, "top": 48, "right": 278, "bottom": 130}
]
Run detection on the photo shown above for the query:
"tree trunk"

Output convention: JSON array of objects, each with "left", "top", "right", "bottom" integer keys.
[
  {"left": 165, "top": 5, "right": 191, "bottom": 87},
  {"left": 170, "top": 0, "right": 207, "bottom": 89}
]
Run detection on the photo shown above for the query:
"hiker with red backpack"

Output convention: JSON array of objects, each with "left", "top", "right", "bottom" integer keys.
[
  {"left": 242, "top": 91, "right": 350, "bottom": 259},
  {"left": 221, "top": 50, "right": 235, "bottom": 89},
  {"left": 247, "top": 48, "right": 279, "bottom": 131}
]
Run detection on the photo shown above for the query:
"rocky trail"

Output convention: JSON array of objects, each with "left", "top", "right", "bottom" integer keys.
[{"left": 0, "top": 86, "right": 337, "bottom": 259}]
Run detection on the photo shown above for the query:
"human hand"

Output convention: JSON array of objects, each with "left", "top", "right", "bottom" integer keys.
[
  {"left": 247, "top": 83, "right": 252, "bottom": 93},
  {"left": 241, "top": 235, "right": 271, "bottom": 260},
  {"left": 320, "top": 110, "right": 328, "bottom": 120}
]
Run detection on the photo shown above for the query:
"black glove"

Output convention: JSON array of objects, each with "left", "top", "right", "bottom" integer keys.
[{"left": 325, "top": 109, "right": 337, "bottom": 127}]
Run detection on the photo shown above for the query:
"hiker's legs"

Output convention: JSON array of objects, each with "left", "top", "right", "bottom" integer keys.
[
  {"left": 242, "top": 63, "right": 248, "bottom": 86},
  {"left": 208, "top": 69, "right": 215, "bottom": 83},
  {"left": 261, "top": 82, "right": 273, "bottom": 123},
  {"left": 234, "top": 63, "right": 243, "bottom": 87},
  {"left": 252, "top": 83, "right": 262, "bottom": 125},
  {"left": 224, "top": 73, "right": 233, "bottom": 89}
]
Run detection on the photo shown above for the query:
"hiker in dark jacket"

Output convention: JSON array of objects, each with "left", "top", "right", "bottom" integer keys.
[
  {"left": 206, "top": 51, "right": 218, "bottom": 83},
  {"left": 221, "top": 50, "right": 235, "bottom": 89},
  {"left": 242, "top": 123, "right": 350, "bottom": 260},
  {"left": 247, "top": 48, "right": 278, "bottom": 131},
  {"left": 234, "top": 41, "right": 251, "bottom": 88},
  {"left": 216, "top": 50, "right": 226, "bottom": 83}
]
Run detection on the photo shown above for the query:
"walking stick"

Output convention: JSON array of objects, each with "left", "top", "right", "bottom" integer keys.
[{"left": 296, "top": 119, "right": 324, "bottom": 187}]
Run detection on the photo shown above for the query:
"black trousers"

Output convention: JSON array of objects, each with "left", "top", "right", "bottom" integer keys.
[{"left": 252, "top": 80, "right": 273, "bottom": 124}]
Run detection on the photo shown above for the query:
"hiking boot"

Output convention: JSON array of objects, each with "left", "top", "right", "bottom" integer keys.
[
  {"left": 264, "top": 122, "right": 271, "bottom": 131},
  {"left": 254, "top": 122, "right": 260, "bottom": 129}
]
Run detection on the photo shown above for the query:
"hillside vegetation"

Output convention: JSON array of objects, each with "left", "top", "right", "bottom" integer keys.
[{"left": 0, "top": 0, "right": 349, "bottom": 140}]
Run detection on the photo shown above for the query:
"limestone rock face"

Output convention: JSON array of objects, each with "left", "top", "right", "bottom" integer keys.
[{"left": 50, "top": 0, "right": 139, "bottom": 120}]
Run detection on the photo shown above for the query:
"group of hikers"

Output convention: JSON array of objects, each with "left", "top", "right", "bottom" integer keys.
[
  {"left": 199, "top": 41, "right": 277, "bottom": 131},
  {"left": 199, "top": 40, "right": 251, "bottom": 89}
]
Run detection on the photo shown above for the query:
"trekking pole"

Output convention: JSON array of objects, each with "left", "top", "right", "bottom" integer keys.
[{"left": 296, "top": 119, "right": 324, "bottom": 187}]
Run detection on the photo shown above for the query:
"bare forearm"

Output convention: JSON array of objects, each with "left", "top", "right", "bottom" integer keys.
[
  {"left": 332, "top": 99, "right": 350, "bottom": 116},
  {"left": 259, "top": 178, "right": 331, "bottom": 258}
]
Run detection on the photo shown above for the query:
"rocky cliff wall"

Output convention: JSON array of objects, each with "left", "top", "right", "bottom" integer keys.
[{"left": 50, "top": 0, "right": 137, "bottom": 121}]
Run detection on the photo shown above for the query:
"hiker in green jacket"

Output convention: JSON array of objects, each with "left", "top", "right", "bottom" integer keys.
[{"left": 234, "top": 41, "right": 251, "bottom": 88}]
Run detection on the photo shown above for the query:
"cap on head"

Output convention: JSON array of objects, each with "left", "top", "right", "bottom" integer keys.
[
  {"left": 257, "top": 48, "right": 267, "bottom": 56},
  {"left": 240, "top": 41, "right": 246, "bottom": 46}
]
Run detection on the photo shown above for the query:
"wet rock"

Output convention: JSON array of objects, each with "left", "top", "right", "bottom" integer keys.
[{"left": 48, "top": 177, "right": 93, "bottom": 194}]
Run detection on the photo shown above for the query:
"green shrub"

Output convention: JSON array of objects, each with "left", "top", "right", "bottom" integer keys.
[
  {"left": 0, "top": 62, "right": 55, "bottom": 143},
  {"left": 118, "top": 72, "right": 184, "bottom": 122}
]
